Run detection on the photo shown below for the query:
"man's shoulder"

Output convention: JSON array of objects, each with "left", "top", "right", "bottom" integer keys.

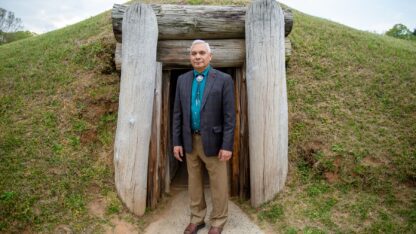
[
  {"left": 178, "top": 70, "right": 193, "bottom": 82},
  {"left": 211, "top": 69, "right": 232, "bottom": 85},
  {"left": 211, "top": 68, "right": 232, "bottom": 80}
]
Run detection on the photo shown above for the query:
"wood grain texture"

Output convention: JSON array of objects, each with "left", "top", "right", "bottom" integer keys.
[
  {"left": 245, "top": 0, "right": 288, "bottom": 207},
  {"left": 157, "top": 39, "right": 245, "bottom": 68},
  {"left": 114, "top": 3, "right": 158, "bottom": 216},
  {"left": 147, "top": 63, "right": 162, "bottom": 209},
  {"left": 161, "top": 71, "right": 171, "bottom": 194},
  {"left": 112, "top": 3, "right": 293, "bottom": 42},
  {"left": 231, "top": 68, "right": 241, "bottom": 196},
  {"left": 114, "top": 38, "right": 292, "bottom": 70},
  {"left": 238, "top": 65, "right": 250, "bottom": 199}
]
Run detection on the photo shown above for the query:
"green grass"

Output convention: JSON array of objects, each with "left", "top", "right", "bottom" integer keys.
[
  {"left": 0, "top": 10, "right": 125, "bottom": 233},
  {"left": 1, "top": 0, "right": 415, "bottom": 233}
]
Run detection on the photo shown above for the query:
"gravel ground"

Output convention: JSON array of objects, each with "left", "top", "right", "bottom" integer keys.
[{"left": 144, "top": 189, "right": 264, "bottom": 234}]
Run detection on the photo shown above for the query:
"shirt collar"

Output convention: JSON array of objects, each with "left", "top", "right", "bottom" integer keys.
[{"left": 193, "top": 65, "right": 211, "bottom": 78}]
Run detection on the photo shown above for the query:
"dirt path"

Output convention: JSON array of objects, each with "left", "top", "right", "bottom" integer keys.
[{"left": 144, "top": 189, "right": 264, "bottom": 234}]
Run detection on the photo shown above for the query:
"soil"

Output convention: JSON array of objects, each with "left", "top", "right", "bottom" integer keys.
[{"left": 144, "top": 189, "right": 264, "bottom": 234}]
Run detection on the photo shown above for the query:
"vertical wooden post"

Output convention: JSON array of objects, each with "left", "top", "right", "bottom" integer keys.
[
  {"left": 147, "top": 62, "right": 163, "bottom": 208},
  {"left": 245, "top": 0, "right": 288, "bottom": 207},
  {"left": 230, "top": 69, "right": 241, "bottom": 196},
  {"left": 114, "top": 3, "right": 158, "bottom": 216},
  {"left": 161, "top": 71, "right": 171, "bottom": 194},
  {"left": 238, "top": 64, "right": 251, "bottom": 199}
]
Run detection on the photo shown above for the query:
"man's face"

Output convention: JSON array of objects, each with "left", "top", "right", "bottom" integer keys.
[{"left": 190, "top": 43, "right": 212, "bottom": 72}]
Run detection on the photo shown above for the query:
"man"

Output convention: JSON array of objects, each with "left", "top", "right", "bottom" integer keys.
[{"left": 172, "top": 40, "right": 236, "bottom": 234}]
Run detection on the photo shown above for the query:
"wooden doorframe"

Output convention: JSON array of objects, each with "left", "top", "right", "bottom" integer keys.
[
  {"left": 230, "top": 66, "right": 250, "bottom": 199},
  {"left": 147, "top": 66, "right": 250, "bottom": 209}
]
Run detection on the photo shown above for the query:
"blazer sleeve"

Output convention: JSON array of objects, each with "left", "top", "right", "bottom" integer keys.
[
  {"left": 221, "top": 74, "right": 236, "bottom": 151},
  {"left": 172, "top": 76, "right": 183, "bottom": 146}
]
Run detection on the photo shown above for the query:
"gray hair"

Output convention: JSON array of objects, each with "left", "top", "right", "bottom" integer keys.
[{"left": 190, "top": 39, "right": 211, "bottom": 53}]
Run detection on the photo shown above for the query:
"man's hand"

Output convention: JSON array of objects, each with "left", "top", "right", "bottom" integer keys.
[
  {"left": 173, "top": 146, "right": 184, "bottom": 162},
  {"left": 218, "top": 149, "right": 232, "bottom": 161}
]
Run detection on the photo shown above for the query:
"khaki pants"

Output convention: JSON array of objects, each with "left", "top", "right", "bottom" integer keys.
[{"left": 186, "top": 134, "right": 228, "bottom": 228}]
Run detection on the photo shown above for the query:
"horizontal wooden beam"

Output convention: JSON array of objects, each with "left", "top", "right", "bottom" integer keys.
[
  {"left": 157, "top": 39, "right": 245, "bottom": 68},
  {"left": 114, "top": 38, "right": 292, "bottom": 70},
  {"left": 112, "top": 4, "right": 293, "bottom": 42}
]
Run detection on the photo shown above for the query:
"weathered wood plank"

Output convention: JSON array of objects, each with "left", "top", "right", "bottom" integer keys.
[
  {"left": 238, "top": 64, "right": 250, "bottom": 199},
  {"left": 245, "top": 0, "right": 288, "bottom": 207},
  {"left": 114, "top": 3, "right": 158, "bottom": 216},
  {"left": 114, "top": 38, "right": 292, "bottom": 70},
  {"left": 161, "top": 71, "right": 171, "bottom": 194},
  {"left": 231, "top": 68, "right": 241, "bottom": 196},
  {"left": 168, "top": 71, "right": 179, "bottom": 188},
  {"left": 112, "top": 3, "right": 293, "bottom": 42},
  {"left": 147, "top": 62, "right": 163, "bottom": 209},
  {"left": 157, "top": 39, "right": 245, "bottom": 68}
]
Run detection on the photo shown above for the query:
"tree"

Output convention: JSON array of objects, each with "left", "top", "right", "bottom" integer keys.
[
  {"left": 0, "top": 8, "right": 25, "bottom": 44},
  {"left": 386, "top": 24, "right": 416, "bottom": 42},
  {"left": 0, "top": 8, "right": 23, "bottom": 32},
  {"left": 385, "top": 24, "right": 414, "bottom": 40},
  {"left": 1, "top": 31, "right": 35, "bottom": 45}
]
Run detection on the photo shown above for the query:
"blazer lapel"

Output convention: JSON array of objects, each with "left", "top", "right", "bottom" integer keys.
[{"left": 201, "top": 68, "right": 217, "bottom": 109}]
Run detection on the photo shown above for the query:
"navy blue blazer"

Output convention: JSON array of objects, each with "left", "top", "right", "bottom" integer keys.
[{"left": 172, "top": 68, "right": 236, "bottom": 156}]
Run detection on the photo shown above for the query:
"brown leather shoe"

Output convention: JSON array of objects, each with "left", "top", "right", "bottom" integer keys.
[
  {"left": 208, "top": 226, "right": 223, "bottom": 234},
  {"left": 184, "top": 223, "right": 205, "bottom": 234}
]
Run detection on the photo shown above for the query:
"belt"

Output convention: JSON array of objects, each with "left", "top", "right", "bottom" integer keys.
[{"left": 191, "top": 130, "right": 201, "bottom": 135}]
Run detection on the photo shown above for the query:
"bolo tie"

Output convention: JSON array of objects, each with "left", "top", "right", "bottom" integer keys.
[{"left": 196, "top": 74, "right": 204, "bottom": 107}]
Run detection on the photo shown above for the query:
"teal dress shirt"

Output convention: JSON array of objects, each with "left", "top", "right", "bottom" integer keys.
[{"left": 191, "top": 65, "right": 211, "bottom": 131}]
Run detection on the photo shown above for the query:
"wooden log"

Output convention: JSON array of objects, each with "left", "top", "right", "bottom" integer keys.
[
  {"left": 114, "top": 38, "right": 292, "bottom": 70},
  {"left": 147, "top": 62, "right": 162, "bottom": 209},
  {"left": 112, "top": 3, "right": 293, "bottom": 42},
  {"left": 245, "top": 0, "right": 288, "bottom": 207},
  {"left": 283, "top": 9, "right": 294, "bottom": 37},
  {"left": 114, "top": 3, "right": 158, "bottom": 216},
  {"left": 157, "top": 39, "right": 245, "bottom": 68}
]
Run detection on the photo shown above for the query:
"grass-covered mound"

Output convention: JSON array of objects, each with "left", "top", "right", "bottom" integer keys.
[{"left": 1, "top": 0, "right": 415, "bottom": 233}]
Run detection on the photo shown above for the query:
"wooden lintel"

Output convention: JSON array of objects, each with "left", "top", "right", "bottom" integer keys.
[{"left": 112, "top": 3, "right": 293, "bottom": 42}]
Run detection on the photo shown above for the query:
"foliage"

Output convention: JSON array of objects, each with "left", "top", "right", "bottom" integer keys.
[
  {"left": 258, "top": 203, "right": 284, "bottom": 222},
  {"left": 385, "top": 23, "right": 416, "bottom": 41},
  {"left": 0, "top": 30, "right": 36, "bottom": 45},
  {"left": 0, "top": 8, "right": 26, "bottom": 44},
  {"left": 0, "top": 8, "right": 23, "bottom": 32}
]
